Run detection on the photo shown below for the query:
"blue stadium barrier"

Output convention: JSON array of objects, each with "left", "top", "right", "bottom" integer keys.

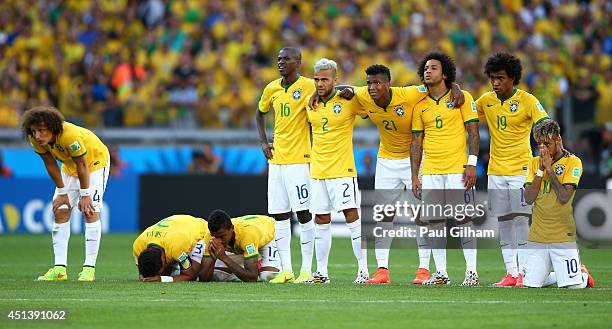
[{"left": 0, "top": 176, "right": 138, "bottom": 234}]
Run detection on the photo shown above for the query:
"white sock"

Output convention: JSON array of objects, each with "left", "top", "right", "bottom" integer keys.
[
  {"left": 274, "top": 219, "right": 293, "bottom": 274},
  {"left": 430, "top": 222, "right": 447, "bottom": 275},
  {"left": 543, "top": 272, "right": 557, "bottom": 287},
  {"left": 299, "top": 220, "right": 315, "bottom": 273},
  {"left": 580, "top": 271, "right": 589, "bottom": 288},
  {"left": 84, "top": 220, "right": 101, "bottom": 267},
  {"left": 314, "top": 223, "right": 332, "bottom": 277},
  {"left": 515, "top": 216, "right": 530, "bottom": 275},
  {"left": 374, "top": 221, "right": 393, "bottom": 269},
  {"left": 460, "top": 222, "right": 477, "bottom": 273},
  {"left": 52, "top": 222, "right": 70, "bottom": 266},
  {"left": 347, "top": 219, "right": 368, "bottom": 273},
  {"left": 498, "top": 220, "right": 518, "bottom": 276},
  {"left": 416, "top": 227, "right": 431, "bottom": 270}
]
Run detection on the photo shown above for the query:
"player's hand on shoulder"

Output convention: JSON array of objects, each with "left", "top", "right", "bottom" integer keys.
[
  {"left": 338, "top": 87, "right": 354, "bottom": 100},
  {"left": 308, "top": 91, "right": 319, "bottom": 111},
  {"left": 450, "top": 83, "right": 465, "bottom": 108}
]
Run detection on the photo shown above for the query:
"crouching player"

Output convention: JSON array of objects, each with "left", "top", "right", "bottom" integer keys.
[
  {"left": 133, "top": 214, "right": 209, "bottom": 282},
  {"left": 522, "top": 119, "right": 594, "bottom": 288},
  {"left": 199, "top": 210, "right": 280, "bottom": 282}
]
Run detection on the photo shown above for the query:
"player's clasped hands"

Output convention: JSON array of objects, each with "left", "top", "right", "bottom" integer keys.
[
  {"left": 539, "top": 145, "right": 552, "bottom": 171},
  {"left": 209, "top": 237, "right": 226, "bottom": 260}
]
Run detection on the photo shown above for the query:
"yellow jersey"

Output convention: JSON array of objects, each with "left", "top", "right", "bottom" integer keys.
[
  {"left": 258, "top": 75, "right": 314, "bottom": 165},
  {"left": 412, "top": 90, "right": 478, "bottom": 175},
  {"left": 204, "top": 215, "right": 275, "bottom": 259},
  {"left": 525, "top": 153, "right": 582, "bottom": 243},
  {"left": 132, "top": 215, "right": 209, "bottom": 269},
  {"left": 476, "top": 89, "right": 549, "bottom": 176},
  {"left": 354, "top": 85, "right": 428, "bottom": 159},
  {"left": 29, "top": 122, "right": 110, "bottom": 177},
  {"left": 307, "top": 90, "right": 365, "bottom": 179}
]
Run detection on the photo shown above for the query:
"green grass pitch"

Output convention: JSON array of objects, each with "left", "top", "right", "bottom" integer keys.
[{"left": 1, "top": 234, "right": 611, "bottom": 329}]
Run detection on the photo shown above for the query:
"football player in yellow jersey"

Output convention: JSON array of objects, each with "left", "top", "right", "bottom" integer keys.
[
  {"left": 256, "top": 47, "right": 315, "bottom": 284},
  {"left": 133, "top": 215, "right": 209, "bottom": 282},
  {"left": 199, "top": 210, "right": 280, "bottom": 282},
  {"left": 411, "top": 52, "right": 480, "bottom": 286},
  {"left": 476, "top": 53, "right": 550, "bottom": 287},
  {"left": 22, "top": 106, "right": 110, "bottom": 282},
  {"left": 305, "top": 58, "right": 368, "bottom": 284},
  {"left": 522, "top": 119, "right": 594, "bottom": 288}
]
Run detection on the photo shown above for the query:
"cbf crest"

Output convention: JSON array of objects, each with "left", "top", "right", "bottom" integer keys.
[
  {"left": 394, "top": 106, "right": 405, "bottom": 117},
  {"left": 509, "top": 101, "right": 519, "bottom": 113},
  {"left": 333, "top": 103, "right": 342, "bottom": 114},
  {"left": 445, "top": 99, "right": 454, "bottom": 108},
  {"left": 293, "top": 89, "right": 301, "bottom": 100},
  {"left": 554, "top": 164, "right": 564, "bottom": 176}
]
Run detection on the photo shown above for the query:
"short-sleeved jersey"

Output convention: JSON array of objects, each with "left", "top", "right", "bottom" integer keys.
[
  {"left": 29, "top": 122, "right": 110, "bottom": 177},
  {"left": 412, "top": 90, "right": 478, "bottom": 175},
  {"left": 133, "top": 215, "right": 209, "bottom": 269},
  {"left": 307, "top": 90, "right": 365, "bottom": 179},
  {"left": 476, "top": 89, "right": 549, "bottom": 176},
  {"left": 204, "top": 215, "right": 275, "bottom": 259},
  {"left": 355, "top": 85, "right": 428, "bottom": 160},
  {"left": 525, "top": 153, "right": 582, "bottom": 243},
  {"left": 258, "top": 76, "right": 314, "bottom": 165}
]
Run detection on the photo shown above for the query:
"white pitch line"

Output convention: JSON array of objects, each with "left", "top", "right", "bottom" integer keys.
[{"left": 1, "top": 298, "right": 611, "bottom": 304}]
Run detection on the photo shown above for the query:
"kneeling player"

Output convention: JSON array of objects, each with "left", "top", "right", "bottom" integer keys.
[
  {"left": 522, "top": 119, "right": 594, "bottom": 288},
  {"left": 133, "top": 214, "right": 209, "bottom": 282},
  {"left": 199, "top": 210, "right": 280, "bottom": 282}
]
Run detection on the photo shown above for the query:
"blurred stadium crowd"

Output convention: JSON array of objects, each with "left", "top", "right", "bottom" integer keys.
[{"left": 0, "top": 0, "right": 610, "bottom": 177}]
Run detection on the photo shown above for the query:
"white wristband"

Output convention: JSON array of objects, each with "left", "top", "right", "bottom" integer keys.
[
  {"left": 467, "top": 155, "right": 478, "bottom": 167},
  {"left": 160, "top": 276, "right": 174, "bottom": 283},
  {"left": 536, "top": 169, "right": 544, "bottom": 177},
  {"left": 79, "top": 188, "right": 91, "bottom": 197},
  {"left": 57, "top": 187, "right": 67, "bottom": 195}
]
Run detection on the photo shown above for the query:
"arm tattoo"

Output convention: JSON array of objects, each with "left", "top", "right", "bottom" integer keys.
[
  {"left": 466, "top": 122, "right": 480, "bottom": 156},
  {"left": 410, "top": 132, "right": 423, "bottom": 177}
]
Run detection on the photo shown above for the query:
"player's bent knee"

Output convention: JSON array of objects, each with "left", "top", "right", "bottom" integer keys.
[
  {"left": 315, "top": 215, "right": 331, "bottom": 224},
  {"left": 53, "top": 209, "right": 71, "bottom": 223},
  {"left": 296, "top": 210, "right": 312, "bottom": 224},
  {"left": 84, "top": 212, "right": 100, "bottom": 223}
]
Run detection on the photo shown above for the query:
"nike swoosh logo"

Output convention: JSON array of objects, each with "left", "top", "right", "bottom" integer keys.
[
  {"left": 301, "top": 241, "right": 312, "bottom": 245},
  {"left": 487, "top": 104, "right": 494, "bottom": 107},
  {"left": 342, "top": 200, "right": 350, "bottom": 204},
  {"left": 368, "top": 110, "right": 376, "bottom": 113},
  {"left": 275, "top": 238, "right": 284, "bottom": 242},
  {"left": 299, "top": 200, "right": 308, "bottom": 205},
  {"left": 352, "top": 236, "right": 361, "bottom": 241},
  {"left": 86, "top": 239, "right": 97, "bottom": 242},
  {"left": 569, "top": 274, "right": 578, "bottom": 278},
  {"left": 421, "top": 109, "right": 427, "bottom": 112}
]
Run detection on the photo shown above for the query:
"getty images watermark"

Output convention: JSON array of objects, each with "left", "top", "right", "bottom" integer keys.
[{"left": 369, "top": 200, "right": 494, "bottom": 239}]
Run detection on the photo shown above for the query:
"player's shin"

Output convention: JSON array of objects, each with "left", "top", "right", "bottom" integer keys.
[
  {"left": 374, "top": 221, "right": 393, "bottom": 269},
  {"left": 514, "top": 215, "right": 530, "bottom": 275},
  {"left": 429, "top": 221, "right": 447, "bottom": 275},
  {"left": 53, "top": 221, "right": 71, "bottom": 266},
  {"left": 416, "top": 226, "right": 431, "bottom": 270},
  {"left": 498, "top": 219, "right": 518, "bottom": 276},
  {"left": 299, "top": 220, "right": 315, "bottom": 273},
  {"left": 347, "top": 218, "right": 368, "bottom": 273},
  {"left": 460, "top": 221, "right": 477, "bottom": 273},
  {"left": 84, "top": 219, "right": 102, "bottom": 267},
  {"left": 314, "top": 222, "right": 332, "bottom": 277},
  {"left": 274, "top": 219, "right": 293, "bottom": 274}
]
